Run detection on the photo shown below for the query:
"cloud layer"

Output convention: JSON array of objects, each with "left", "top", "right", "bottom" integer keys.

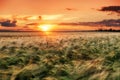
[
  {"left": 99, "top": 6, "right": 120, "bottom": 14},
  {"left": 0, "top": 20, "right": 17, "bottom": 27},
  {"left": 59, "top": 19, "right": 120, "bottom": 27}
]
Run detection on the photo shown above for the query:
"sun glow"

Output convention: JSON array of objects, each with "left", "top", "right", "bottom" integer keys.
[{"left": 38, "top": 24, "right": 55, "bottom": 32}]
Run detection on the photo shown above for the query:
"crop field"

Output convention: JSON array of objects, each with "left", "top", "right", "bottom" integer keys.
[{"left": 0, "top": 32, "right": 120, "bottom": 80}]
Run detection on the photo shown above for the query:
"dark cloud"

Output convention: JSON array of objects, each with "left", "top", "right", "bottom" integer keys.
[
  {"left": 99, "top": 6, "right": 120, "bottom": 14},
  {"left": 79, "top": 19, "right": 120, "bottom": 27},
  {"left": 26, "top": 23, "right": 38, "bottom": 26},
  {"left": 65, "top": 8, "right": 77, "bottom": 11},
  {"left": 0, "top": 20, "right": 17, "bottom": 27},
  {"left": 59, "top": 19, "right": 120, "bottom": 27},
  {"left": 98, "top": 19, "right": 120, "bottom": 27}
]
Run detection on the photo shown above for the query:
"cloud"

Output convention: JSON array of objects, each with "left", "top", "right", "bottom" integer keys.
[
  {"left": 26, "top": 23, "right": 38, "bottom": 26},
  {"left": 99, "top": 6, "right": 120, "bottom": 15},
  {"left": 0, "top": 20, "right": 17, "bottom": 27},
  {"left": 11, "top": 15, "right": 42, "bottom": 21},
  {"left": 98, "top": 19, "right": 120, "bottom": 27},
  {"left": 65, "top": 8, "right": 77, "bottom": 11},
  {"left": 59, "top": 19, "right": 120, "bottom": 27}
]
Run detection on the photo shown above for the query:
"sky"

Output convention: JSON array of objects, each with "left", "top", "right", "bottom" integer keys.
[{"left": 0, "top": 0, "right": 120, "bottom": 31}]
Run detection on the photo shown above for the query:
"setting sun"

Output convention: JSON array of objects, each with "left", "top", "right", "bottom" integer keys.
[{"left": 38, "top": 24, "right": 55, "bottom": 32}]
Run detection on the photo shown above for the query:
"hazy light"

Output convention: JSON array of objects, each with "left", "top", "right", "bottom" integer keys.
[
  {"left": 38, "top": 24, "right": 55, "bottom": 32},
  {"left": 27, "top": 16, "right": 40, "bottom": 20}
]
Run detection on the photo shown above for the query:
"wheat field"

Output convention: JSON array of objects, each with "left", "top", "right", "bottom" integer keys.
[{"left": 0, "top": 32, "right": 120, "bottom": 80}]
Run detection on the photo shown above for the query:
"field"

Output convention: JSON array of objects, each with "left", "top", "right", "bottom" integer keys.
[{"left": 0, "top": 32, "right": 120, "bottom": 80}]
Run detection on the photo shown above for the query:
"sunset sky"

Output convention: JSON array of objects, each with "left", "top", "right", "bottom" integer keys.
[{"left": 0, "top": 0, "right": 120, "bottom": 31}]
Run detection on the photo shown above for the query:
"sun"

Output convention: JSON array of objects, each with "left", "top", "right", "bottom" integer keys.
[{"left": 38, "top": 24, "right": 54, "bottom": 32}]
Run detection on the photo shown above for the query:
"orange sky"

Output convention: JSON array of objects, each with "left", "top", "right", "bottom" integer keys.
[
  {"left": 0, "top": 0, "right": 120, "bottom": 31},
  {"left": 0, "top": 0, "right": 119, "bottom": 21}
]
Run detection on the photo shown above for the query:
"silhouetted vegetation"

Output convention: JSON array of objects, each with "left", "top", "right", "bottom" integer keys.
[{"left": 97, "top": 28, "right": 120, "bottom": 32}]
